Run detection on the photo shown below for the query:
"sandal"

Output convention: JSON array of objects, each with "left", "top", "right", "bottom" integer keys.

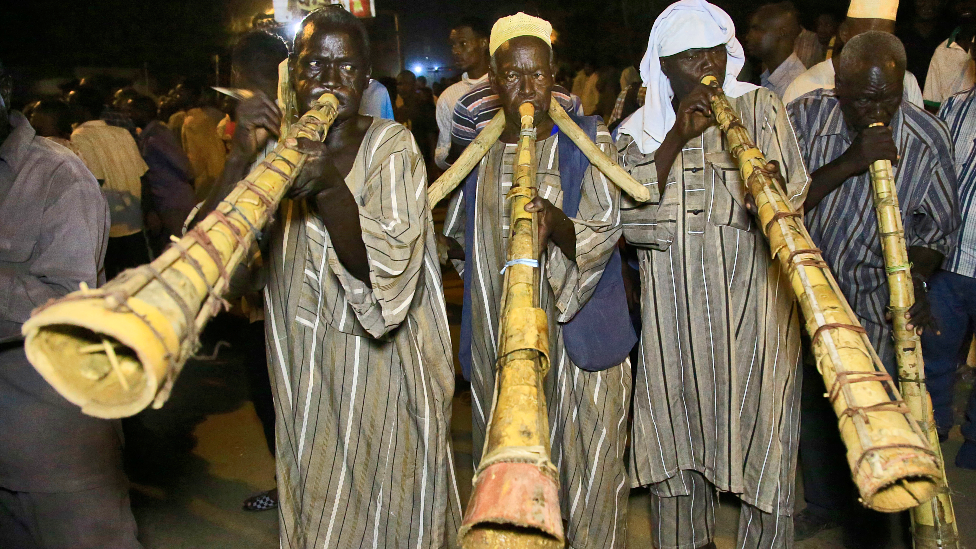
[{"left": 243, "top": 488, "right": 278, "bottom": 512}]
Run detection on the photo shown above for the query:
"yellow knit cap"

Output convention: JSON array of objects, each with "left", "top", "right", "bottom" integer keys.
[
  {"left": 489, "top": 12, "right": 553, "bottom": 56},
  {"left": 847, "top": 0, "right": 898, "bottom": 20}
]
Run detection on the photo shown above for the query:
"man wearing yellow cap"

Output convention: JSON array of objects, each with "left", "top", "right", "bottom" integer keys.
[
  {"left": 442, "top": 12, "right": 632, "bottom": 548},
  {"left": 616, "top": 0, "right": 809, "bottom": 547},
  {"left": 783, "top": 0, "right": 925, "bottom": 105}
]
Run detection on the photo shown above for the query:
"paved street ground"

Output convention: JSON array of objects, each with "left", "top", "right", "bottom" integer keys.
[{"left": 125, "top": 268, "right": 976, "bottom": 549}]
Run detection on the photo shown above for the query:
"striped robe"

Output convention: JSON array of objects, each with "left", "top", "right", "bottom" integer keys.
[
  {"left": 263, "top": 118, "right": 462, "bottom": 548},
  {"left": 787, "top": 90, "right": 960, "bottom": 373},
  {"left": 443, "top": 126, "right": 632, "bottom": 549},
  {"left": 617, "top": 89, "right": 809, "bottom": 516}
]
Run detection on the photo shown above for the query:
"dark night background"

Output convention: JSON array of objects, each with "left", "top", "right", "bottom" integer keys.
[{"left": 1, "top": 0, "right": 849, "bottom": 105}]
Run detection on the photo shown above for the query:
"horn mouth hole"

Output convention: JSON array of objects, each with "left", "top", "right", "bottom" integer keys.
[
  {"left": 866, "top": 474, "right": 940, "bottom": 513},
  {"left": 31, "top": 325, "right": 147, "bottom": 408},
  {"left": 463, "top": 524, "right": 563, "bottom": 548}
]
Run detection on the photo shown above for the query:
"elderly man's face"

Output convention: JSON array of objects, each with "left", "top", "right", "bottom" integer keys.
[
  {"left": 292, "top": 24, "right": 369, "bottom": 120},
  {"left": 660, "top": 44, "right": 727, "bottom": 99},
  {"left": 489, "top": 36, "right": 555, "bottom": 124},
  {"left": 837, "top": 63, "right": 903, "bottom": 131}
]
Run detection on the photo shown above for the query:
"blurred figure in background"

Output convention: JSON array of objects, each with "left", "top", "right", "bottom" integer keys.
[
  {"left": 359, "top": 78, "right": 394, "bottom": 119},
  {"left": 783, "top": 0, "right": 926, "bottom": 106},
  {"left": 898, "top": 0, "right": 953, "bottom": 89},
  {"left": 923, "top": 0, "right": 975, "bottom": 110},
  {"left": 124, "top": 94, "right": 196, "bottom": 256},
  {"left": 68, "top": 85, "right": 150, "bottom": 278},
  {"left": 816, "top": 9, "right": 844, "bottom": 59},
  {"left": 576, "top": 61, "right": 600, "bottom": 115},
  {"left": 28, "top": 99, "right": 80, "bottom": 156},
  {"left": 746, "top": 1, "right": 807, "bottom": 98},
  {"left": 395, "top": 69, "right": 436, "bottom": 167},
  {"left": 435, "top": 16, "right": 490, "bottom": 170},
  {"left": 795, "top": 16, "right": 827, "bottom": 67},
  {"left": 179, "top": 90, "right": 226, "bottom": 201}
]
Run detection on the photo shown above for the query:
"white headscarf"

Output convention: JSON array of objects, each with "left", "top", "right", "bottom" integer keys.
[{"left": 618, "top": 0, "right": 759, "bottom": 155}]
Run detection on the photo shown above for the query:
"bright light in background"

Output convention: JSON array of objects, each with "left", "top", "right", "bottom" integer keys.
[
  {"left": 291, "top": 21, "right": 302, "bottom": 38},
  {"left": 412, "top": 64, "right": 424, "bottom": 74}
]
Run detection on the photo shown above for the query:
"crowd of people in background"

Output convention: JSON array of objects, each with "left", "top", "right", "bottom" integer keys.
[{"left": 1, "top": 0, "right": 975, "bottom": 547}]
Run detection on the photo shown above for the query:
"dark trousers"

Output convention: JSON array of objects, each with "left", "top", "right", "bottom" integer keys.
[
  {"left": 0, "top": 484, "right": 140, "bottom": 549},
  {"left": 240, "top": 320, "right": 274, "bottom": 456},
  {"left": 799, "top": 350, "right": 853, "bottom": 519},
  {"left": 800, "top": 349, "right": 904, "bottom": 547},
  {"left": 105, "top": 232, "right": 151, "bottom": 280},
  {"left": 921, "top": 270, "right": 976, "bottom": 441}
]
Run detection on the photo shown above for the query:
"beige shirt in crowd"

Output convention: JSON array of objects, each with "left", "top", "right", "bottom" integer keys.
[
  {"left": 783, "top": 58, "right": 925, "bottom": 107},
  {"left": 434, "top": 72, "right": 487, "bottom": 169},
  {"left": 181, "top": 107, "right": 226, "bottom": 202},
  {"left": 71, "top": 120, "right": 148, "bottom": 238}
]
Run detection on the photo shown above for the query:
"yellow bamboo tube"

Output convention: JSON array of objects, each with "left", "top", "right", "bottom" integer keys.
[
  {"left": 21, "top": 94, "right": 339, "bottom": 419},
  {"left": 868, "top": 148, "right": 958, "bottom": 547},
  {"left": 459, "top": 103, "right": 564, "bottom": 549},
  {"left": 548, "top": 100, "right": 651, "bottom": 203},
  {"left": 428, "top": 110, "right": 506, "bottom": 207},
  {"left": 702, "top": 76, "right": 940, "bottom": 512}
]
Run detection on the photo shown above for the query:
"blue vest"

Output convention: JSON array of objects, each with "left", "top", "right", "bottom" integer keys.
[{"left": 458, "top": 114, "right": 637, "bottom": 379}]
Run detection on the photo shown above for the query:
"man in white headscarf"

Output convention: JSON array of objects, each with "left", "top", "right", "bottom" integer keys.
[{"left": 616, "top": 1, "right": 810, "bottom": 547}]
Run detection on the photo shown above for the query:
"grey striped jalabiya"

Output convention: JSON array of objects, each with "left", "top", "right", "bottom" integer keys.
[
  {"left": 788, "top": 89, "right": 960, "bottom": 374},
  {"left": 649, "top": 470, "right": 793, "bottom": 549},
  {"left": 262, "top": 118, "right": 462, "bottom": 548},
  {"left": 617, "top": 89, "right": 808, "bottom": 546},
  {"left": 938, "top": 86, "right": 976, "bottom": 278},
  {"left": 443, "top": 126, "right": 632, "bottom": 549}
]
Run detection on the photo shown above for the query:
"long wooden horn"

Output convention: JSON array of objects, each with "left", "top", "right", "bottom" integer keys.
[
  {"left": 548, "top": 99, "right": 650, "bottom": 203},
  {"left": 458, "top": 102, "right": 563, "bottom": 549},
  {"left": 428, "top": 110, "right": 506, "bottom": 207},
  {"left": 21, "top": 94, "right": 340, "bottom": 419},
  {"left": 867, "top": 133, "right": 958, "bottom": 545},
  {"left": 702, "top": 75, "right": 940, "bottom": 512}
]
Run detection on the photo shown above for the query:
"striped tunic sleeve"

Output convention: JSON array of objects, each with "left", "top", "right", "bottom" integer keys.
[
  {"left": 907, "top": 120, "right": 960, "bottom": 255},
  {"left": 616, "top": 134, "right": 681, "bottom": 251},
  {"left": 751, "top": 90, "right": 811, "bottom": 208},
  {"left": 442, "top": 186, "right": 466, "bottom": 277},
  {"left": 548, "top": 126, "right": 623, "bottom": 322},
  {"left": 331, "top": 125, "right": 428, "bottom": 338}
]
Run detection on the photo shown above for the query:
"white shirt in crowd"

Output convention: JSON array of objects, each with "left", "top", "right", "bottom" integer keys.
[
  {"left": 783, "top": 58, "right": 925, "bottom": 107},
  {"left": 923, "top": 35, "right": 976, "bottom": 109},
  {"left": 761, "top": 52, "right": 808, "bottom": 98},
  {"left": 434, "top": 72, "right": 488, "bottom": 170}
]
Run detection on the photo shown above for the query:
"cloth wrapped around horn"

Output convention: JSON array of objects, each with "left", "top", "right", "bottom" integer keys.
[{"left": 20, "top": 93, "right": 339, "bottom": 419}]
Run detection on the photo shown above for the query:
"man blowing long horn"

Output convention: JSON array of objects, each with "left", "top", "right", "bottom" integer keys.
[
  {"left": 442, "top": 12, "right": 635, "bottom": 549},
  {"left": 615, "top": 0, "right": 810, "bottom": 546},
  {"left": 193, "top": 7, "right": 462, "bottom": 547}
]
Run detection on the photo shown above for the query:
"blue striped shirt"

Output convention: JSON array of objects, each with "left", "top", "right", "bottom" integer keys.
[
  {"left": 788, "top": 89, "right": 960, "bottom": 371},
  {"left": 938, "top": 86, "right": 976, "bottom": 278}
]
